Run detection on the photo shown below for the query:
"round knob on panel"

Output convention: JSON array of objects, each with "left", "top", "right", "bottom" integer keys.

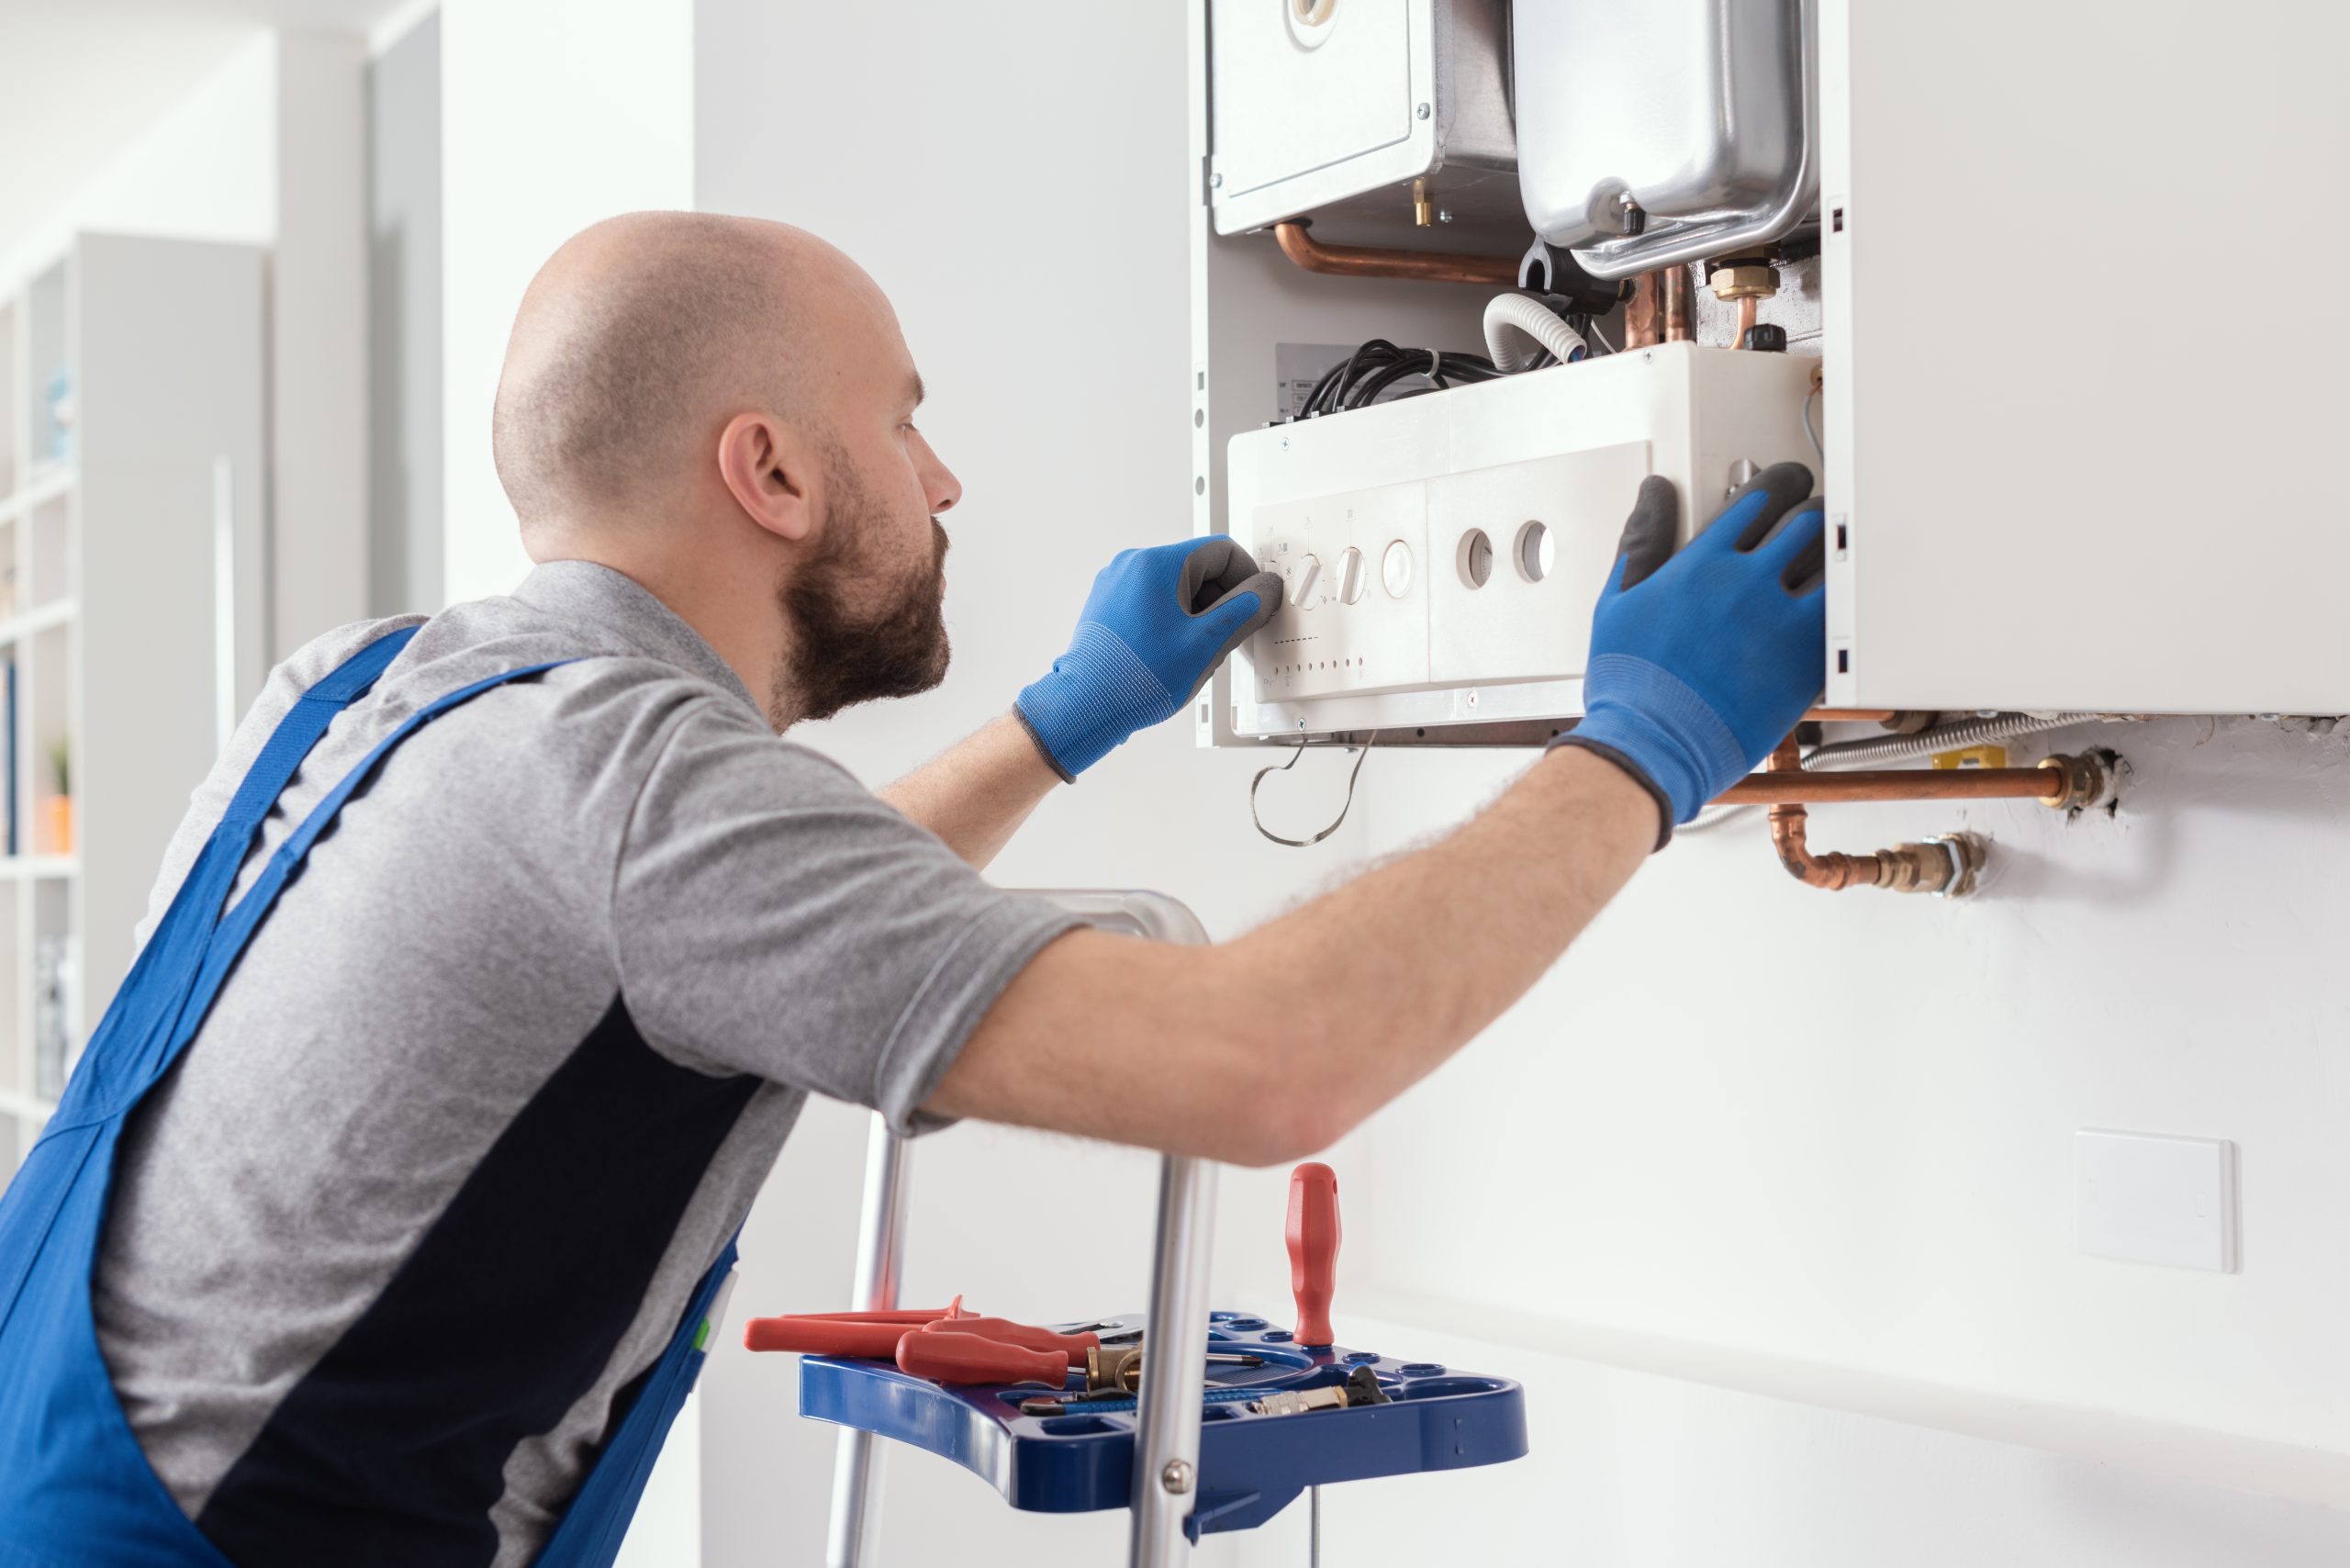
[
  {"left": 1335, "top": 546, "right": 1367, "bottom": 605},
  {"left": 1381, "top": 540, "right": 1415, "bottom": 599},
  {"left": 1292, "top": 553, "right": 1324, "bottom": 610}
]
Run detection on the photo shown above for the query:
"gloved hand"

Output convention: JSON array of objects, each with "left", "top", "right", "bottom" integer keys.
[
  {"left": 1016, "top": 536, "right": 1283, "bottom": 779},
  {"left": 1553, "top": 462, "right": 1827, "bottom": 844}
]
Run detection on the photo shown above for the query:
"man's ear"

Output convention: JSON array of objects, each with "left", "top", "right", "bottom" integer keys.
[{"left": 717, "top": 411, "right": 817, "bottom": 543}]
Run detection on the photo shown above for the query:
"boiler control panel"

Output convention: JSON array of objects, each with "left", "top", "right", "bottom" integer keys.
[{"left": 1217, "top": 342, "right": 1819, "bottom": 741}]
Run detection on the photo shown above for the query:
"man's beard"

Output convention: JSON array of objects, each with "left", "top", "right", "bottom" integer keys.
[{"left": 775, "top": 458, "right": 952, "bottom": 728}]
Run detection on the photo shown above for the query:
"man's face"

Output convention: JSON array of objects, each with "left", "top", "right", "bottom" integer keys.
[
  {"left": 774, "top": 278, "right": 964, "bottom": 727},
  {"left": 778, "top": 449, "right": 951, "bottom": 726}
]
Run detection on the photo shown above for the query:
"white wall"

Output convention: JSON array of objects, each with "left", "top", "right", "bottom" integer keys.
[
  {"left": 272, "top": 30, "right": 372, "bottom": 659},
  {"left": 368, "top": 10, "right": 443, "bottom": 615},
  {"left": 439, "top": 0, "right": 695, "bottom": 604},
  {"left": 0, "top": 34, "right": 279, "bottom": 290},
  {"left": 449, "top": 2, "right": 2350, "bottom": 1562}
]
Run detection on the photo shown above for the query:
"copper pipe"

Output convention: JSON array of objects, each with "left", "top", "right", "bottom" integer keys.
[
  {"left": 1662, "top": 266, "right": 1693, "bottom": 342},
  {"left": 1272, "top": 222, "right": 1518, "bottom": 286},
  {"left": 1805, "top": 709, "right": 1897, "bottom": 722},
  {"left": 1624, "top": 273, "right": 1663, "bottom": 348},
  {"left": 1733, "top": 296, "right": 1759, "bottom": 347},
  {"left": 1721, "top": 769, "right": 2066, "bottom": 805},
  {"left": 1761, "top": 738, "right": 1882, "bottom": 889}
]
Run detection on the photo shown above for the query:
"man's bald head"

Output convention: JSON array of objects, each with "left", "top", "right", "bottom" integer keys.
[{"left": 492, "top": 212, "right": 861, "bottom": 534}]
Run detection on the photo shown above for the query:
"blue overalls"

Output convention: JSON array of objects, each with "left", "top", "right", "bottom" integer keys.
[{"left": 0, "top": 626, "right": 733, "bottom": 1568}]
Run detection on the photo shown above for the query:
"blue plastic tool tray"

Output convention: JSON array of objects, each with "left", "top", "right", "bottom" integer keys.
[{"left": 797, "top": 1309, "right": 1526, "bottom": 1538}]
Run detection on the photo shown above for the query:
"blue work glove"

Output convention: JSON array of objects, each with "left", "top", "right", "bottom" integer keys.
[
  {"left": 1553, "top": 462, "right": 1827, "bottom": 845},
  {"left": 1016, "top": 536, "right": 1283, "bottom": 779}
]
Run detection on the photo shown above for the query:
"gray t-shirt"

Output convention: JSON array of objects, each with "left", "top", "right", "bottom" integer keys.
[{"left": 90, "top": 560, "right": 1078, "bottom": 1568}]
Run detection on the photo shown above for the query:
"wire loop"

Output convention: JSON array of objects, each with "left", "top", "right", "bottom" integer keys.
[{"left": 1250, "top": 734, "right": 1377, "bottom": 847}]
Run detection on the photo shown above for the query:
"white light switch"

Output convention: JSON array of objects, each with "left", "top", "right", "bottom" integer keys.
[{"left": 2076, "top": 1129, "right": 2237, "bottom": 1272}]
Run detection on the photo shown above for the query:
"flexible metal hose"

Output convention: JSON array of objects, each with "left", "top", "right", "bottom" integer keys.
[
  {"left": 1805, "top": 711, "right": 2101, "bottom": 768},
  {"left": 1483, "top": 293, "right": 1589, "bottom": 373}
]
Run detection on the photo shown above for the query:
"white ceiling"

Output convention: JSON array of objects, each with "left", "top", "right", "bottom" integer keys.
[{"left": 0, "top": 0, "right": 421, "bottom": 263}]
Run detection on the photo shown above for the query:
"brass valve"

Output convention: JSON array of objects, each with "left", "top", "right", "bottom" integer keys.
[{"left": 1708, "top": 263, "right": 1779, "bottom": 301}]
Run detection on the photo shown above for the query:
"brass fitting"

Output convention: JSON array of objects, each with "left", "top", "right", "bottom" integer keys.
[
  {"left": 1411, "top": 178, "right": 1433, "bottom": 229},
  {"left": 1874, "top": 834, "right": 1987, "bottom": 897},
  {"left": 2037, "top": 751, "right": 2115, "bottom": 811},
  {"left": 1087, "top": 1345, "right": 1144, "bottom": 1394},
  {"left": 1708, "top": 263, "right": 1779, "bottom": 301}
]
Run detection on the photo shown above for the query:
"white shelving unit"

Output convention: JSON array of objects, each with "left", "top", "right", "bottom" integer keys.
[{"left": 0, "top": 233, "right": 264, "bottom": 1174}]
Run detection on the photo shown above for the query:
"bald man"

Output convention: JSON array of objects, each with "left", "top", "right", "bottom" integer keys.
[{"left": 6, "top": 213, "right": 1825, "bottom": 1566}]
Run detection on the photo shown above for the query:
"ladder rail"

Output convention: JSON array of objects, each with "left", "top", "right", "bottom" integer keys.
[
  {"left": 824, "top": 1113, "right": 915, "bottom": 1568},
  {"left": 821, "top": 890, "right": 1218, "bottom": 1568}
]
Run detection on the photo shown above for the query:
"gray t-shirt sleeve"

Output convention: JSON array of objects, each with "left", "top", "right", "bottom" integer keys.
[{"left": 610, "top": 696, "right": 1081, "bottom": 1135}]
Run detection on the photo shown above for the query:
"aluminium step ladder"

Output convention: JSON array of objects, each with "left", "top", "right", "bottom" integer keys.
[{"left": 825, "top": 890, "right": 1220, "bottom": 1568}]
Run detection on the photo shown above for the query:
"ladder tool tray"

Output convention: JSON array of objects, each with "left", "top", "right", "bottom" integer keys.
[{"left": 798, "top": 1309, "right": 1527, "bottom": 1538}]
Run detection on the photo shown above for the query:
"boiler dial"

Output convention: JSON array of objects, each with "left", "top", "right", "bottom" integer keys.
[
  {"left": 1335, "top": 546, "right": 1367, "bottom": 605},
  {"left": 1292, "top": 553, "right": 1324, "bottom": 610}
]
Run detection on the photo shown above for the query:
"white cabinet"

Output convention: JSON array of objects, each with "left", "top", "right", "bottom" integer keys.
[
  {"left": 1818, "top": 0, "right": 2350, "bottom": 713},
  {"left": 0, "top": 233, "right": 263, "bottom": 1172}
]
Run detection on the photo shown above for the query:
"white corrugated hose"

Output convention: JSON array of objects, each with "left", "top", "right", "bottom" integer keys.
[{"left": 1483, "top": 293, "right": 1588, "bottom": 374}]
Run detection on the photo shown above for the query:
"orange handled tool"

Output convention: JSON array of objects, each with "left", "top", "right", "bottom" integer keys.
[
  {"left": 800, "top": 1296, "right": 969, "bottom": 1325},
  {"left": 743, "top": 1294, "right": 976, "bottom": 1354},
  {"left": 744, "top": 1318, "right": 918, "bottom": 1358},
  {"left": 897, "top": 1329, "right": 1072, "bottom": 1387},
  {"left": 1287, "top": 1161, "right": 1340, "bottom": 1348},
  {"left": 917, "top": 1316, "right": 1100, "bottom": 1366}
]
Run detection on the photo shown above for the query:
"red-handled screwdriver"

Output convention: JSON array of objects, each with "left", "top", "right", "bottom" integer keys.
[
  {"left": 897, "top": 1329, "right": 1073, "bottom": 1387},
  {"left": 1287, "top": 1161, "right": 1340, "bottom": 1348},
  {"left": 916, "top": 1315, "right": 1100, "bottom": 1365}
]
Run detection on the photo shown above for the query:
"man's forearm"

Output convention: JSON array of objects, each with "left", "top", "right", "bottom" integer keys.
[
  {"left": 934, "top": 745, "right": 1658, "bottom": 1162},
  {"left": 878, "top": 711, "right": 1061, "bottom": 868}
]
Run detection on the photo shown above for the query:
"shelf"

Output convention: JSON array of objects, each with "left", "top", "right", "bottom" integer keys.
[
  {"left": 0, "top": 1089, "right": 58, "bottom": 1126},
  {"left": 0, "top": 598, "right": 76, "bottom": 643},
  {"left": 0, "top": 465, "right": 73, "bottom": 525},
  {"left": 0, "top": 857, "right": 76, "bottom": 880}
]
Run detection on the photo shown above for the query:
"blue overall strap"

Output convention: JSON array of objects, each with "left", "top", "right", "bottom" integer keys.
[
  {"left": 52, "top": 625, "right": 423, "bottom": 1129},
  {"left": 0, "top": 626, "right": 428, "bottom": 1350},
  {"left": 0, "top": 623, "right": 578, "bottom": 1568},
  {"left": 178, "top": 658, "right": 571, "bottom": 1048},
  {"left": 532, "top": 1238, "right": 741, "bottom": 1568}
]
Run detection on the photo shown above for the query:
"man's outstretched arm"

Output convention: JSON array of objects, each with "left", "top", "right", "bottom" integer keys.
[
  {"left": 878, "top": 714, "right": 1061, "bottom": 868},
  {"left": 883, "top": 535, "right": 1282, "bottom": 866},
  {"left": 932, "top": 743, "right": 1656, "bottom": 1162},
  {"left": 931, "top": 465, "right": 1830, "bottom": 1164}
]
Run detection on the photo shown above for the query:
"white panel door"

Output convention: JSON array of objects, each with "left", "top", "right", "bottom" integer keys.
[{"left": 1821, "top": 0, "right": 2350, "bottom": 713}]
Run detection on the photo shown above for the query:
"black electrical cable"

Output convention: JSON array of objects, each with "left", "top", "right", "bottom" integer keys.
[
  {"left": 1346, "top": 350, "right": 1444, "bottom": 409},
  {"left": 1301, "top": 338, "right": 1504, "bottom": 419}
]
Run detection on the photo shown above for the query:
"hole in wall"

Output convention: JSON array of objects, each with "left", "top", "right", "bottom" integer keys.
[
  {"left": 1836, "top": 648, "right": 1852, "bottom": 674},
  {"left": 1831, "top": 207, "right": 1846, "bottom": 233},
  {"left": 1458, "top": 529, "right": 1493, "bottom": 588},
  {"left": 1514, "top": 521, "right": 1554, "bottom": 582}
]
